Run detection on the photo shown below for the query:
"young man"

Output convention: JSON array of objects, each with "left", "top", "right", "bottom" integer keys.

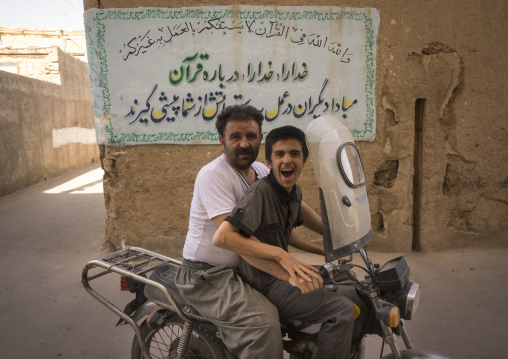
[
  {"left": 176, "top": 105, "right": 323, "bottom": 359},
  {"left": 213, "top": 125, "right": 355, "bottom": 359}
]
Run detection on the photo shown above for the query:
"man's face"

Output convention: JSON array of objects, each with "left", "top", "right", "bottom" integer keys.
[
  {"left": 219, "top": 119, "right": 262, "bottom": 171},
  {"left": 267, "top": 138, "right": 306, "bottom": 192}
]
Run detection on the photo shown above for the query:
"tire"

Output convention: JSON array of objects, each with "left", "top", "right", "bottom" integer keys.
[
  {"left": 285, "top": 338, "right": 320, "bottom": 359},
  {"left": 381, "top": 348, "right": 452, "bottom": 359},
  {"left": 131, "top": 314, "right": 226, "bottom": 359}
]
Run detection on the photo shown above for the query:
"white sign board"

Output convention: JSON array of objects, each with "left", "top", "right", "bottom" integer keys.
[{"left": 84, "top": 6, "right": 380, "bottom": 145}]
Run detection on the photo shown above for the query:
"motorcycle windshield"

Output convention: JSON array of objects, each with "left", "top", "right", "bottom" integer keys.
[{"left": 306, "top": 115, "right": 372, "bottom": 262}]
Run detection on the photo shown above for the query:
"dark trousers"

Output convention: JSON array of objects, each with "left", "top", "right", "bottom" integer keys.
[{"left": 264, "top": 280, "right": 354, "bottom": 359}]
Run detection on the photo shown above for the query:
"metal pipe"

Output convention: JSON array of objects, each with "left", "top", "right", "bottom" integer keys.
[
  {"left": 81, "top": 248, "right": 190, "bottom": 358},
  {"left": 399, "top": 320, "right": 413, "bottom": 349},
  {"left": 86, "top": 259, "right": 190, "bottom": 322},
  {"left": 380, "top": 323, "right": 402, "bottom": 359},
  {"left": 358, "top": 248, "right": 375, "bottom": 278},
  {"left": 131, "top": 247, "right": 183, "bottom": 265},
  {"left": 365, "top": 287, "right": 402, "bottom": 359},
  {"left": 355, "top": 337, "right": 366, "bottom": 359},
  {"left": 82, "top": 265, "right": 152, "bottom": 359}
]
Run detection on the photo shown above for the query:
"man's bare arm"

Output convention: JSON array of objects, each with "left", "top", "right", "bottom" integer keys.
[
  {"left": 301, "top": 201, "right": 323, "bottom": 235},
  {"left": 211, "top": 215, "right": 322, "bottom": 293},
  {"left": 212, "top": 220, "right": 321, "bottom": 288},
  {"left": 241, "top": 242, "right": 323, "bottom": 294},
  {"left": 289, "top": 231, "right": 325, "bottom": 256},
  {"left": 212, "top": 215, "right": 307, "bottom": 271},
  {"left": 212, "top": 215, "right": 295, "bottom": 282}
]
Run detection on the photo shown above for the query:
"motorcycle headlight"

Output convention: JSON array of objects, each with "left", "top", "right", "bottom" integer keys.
[
  {"left": 384, "top": 281, "right": 421, "bottom": 320},
  {"left": 399, "top": 282, "right": 420, "bottom": 320}
]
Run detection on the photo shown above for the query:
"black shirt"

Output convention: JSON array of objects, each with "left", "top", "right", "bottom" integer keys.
[{"left": 225, "top": 171, "right": 303, "bottom": 292}]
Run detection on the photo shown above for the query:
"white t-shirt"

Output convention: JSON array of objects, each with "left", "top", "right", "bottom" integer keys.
[{"left": 182, "top": 154, "right": 270, "bottom": 266}]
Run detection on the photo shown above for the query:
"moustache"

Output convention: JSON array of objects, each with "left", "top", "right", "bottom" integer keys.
[{"left": 236, "top": 148, "right": 254, "bottom": 156}]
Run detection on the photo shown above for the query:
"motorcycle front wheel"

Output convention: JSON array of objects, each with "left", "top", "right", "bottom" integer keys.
[
  {"left": 131, "top": 315, "right": 225, "bottom": 359},
  {"left": 381, "top": 349, "right": 452, "bottom": 359}
]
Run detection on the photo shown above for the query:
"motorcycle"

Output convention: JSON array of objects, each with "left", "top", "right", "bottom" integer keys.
[{"left": 82, "top": 115, "right": 451, "bottom": 359}]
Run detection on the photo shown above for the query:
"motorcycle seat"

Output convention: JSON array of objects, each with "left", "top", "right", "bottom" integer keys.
[{"left": 144, "top": 264, "right": 188, "bottom": 311}]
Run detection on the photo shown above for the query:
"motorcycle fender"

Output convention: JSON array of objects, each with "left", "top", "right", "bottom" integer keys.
[
  {"left": 131, "top": 300, "right": 163, "bottom": 323},
  {"left": 382, "top": 349, "right": 453, "bottom": 359}
]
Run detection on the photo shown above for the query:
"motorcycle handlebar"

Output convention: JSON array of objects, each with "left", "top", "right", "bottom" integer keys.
[
  {"left": 317, "top": 266, "right": 329, "bottom": 279},
  {"left": 317, "top": 263, "right": 354, "bottom": 283}
]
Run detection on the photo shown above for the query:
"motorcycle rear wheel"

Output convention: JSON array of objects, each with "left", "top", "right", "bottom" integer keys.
[{"left": 131, "top": 315, "right": 225, "bottom": 359}]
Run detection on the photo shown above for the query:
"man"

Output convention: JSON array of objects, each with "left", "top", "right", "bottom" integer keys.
[
  {"left": 176, "top": 105, "right": 323, "bottom": 359},
  {"left": 213, "top": 125, "right": 355, "bottom": 359}
]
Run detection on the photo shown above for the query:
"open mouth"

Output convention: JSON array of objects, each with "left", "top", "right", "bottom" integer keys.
[{"left": 281, "top": 168, "right": 294, "bottom": 178}]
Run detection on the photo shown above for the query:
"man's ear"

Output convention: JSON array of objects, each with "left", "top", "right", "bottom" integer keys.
[
  {"left": 219, "top": 135, "right": 225, "bottom": 150},
  {"left": 267, "top": 159, "right": 272, "bottom": 169}
]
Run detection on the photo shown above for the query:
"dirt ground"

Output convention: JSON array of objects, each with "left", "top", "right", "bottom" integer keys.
[{"left": 0, "top": 163, "right": 507, "bottom": 358}]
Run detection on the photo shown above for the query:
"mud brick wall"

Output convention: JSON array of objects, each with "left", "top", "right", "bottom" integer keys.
[{"left": 84, "top": 0, "right": 508, "bottom": 256}]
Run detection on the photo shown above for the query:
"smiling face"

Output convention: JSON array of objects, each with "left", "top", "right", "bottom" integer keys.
[
  {"left": 267, "top": 138, "right": 306, "bottom": 192},
  {"left": 219, "top": 119, "right": 262, "bottom": 171}
]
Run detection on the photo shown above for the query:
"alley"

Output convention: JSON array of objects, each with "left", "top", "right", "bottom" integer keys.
[{"left": 0, "top": 163, "right": 506, "bottom": 358}]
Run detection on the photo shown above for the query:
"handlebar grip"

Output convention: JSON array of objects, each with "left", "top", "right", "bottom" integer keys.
[
  {"left": 318, "top": 265, "right": 330, "bottom": 280},
  {"left": 311, "top": 264, "right": 329, "bottom": 279},
  {"left": 318, "top": 263, "right": 354, "bottom": 283}
]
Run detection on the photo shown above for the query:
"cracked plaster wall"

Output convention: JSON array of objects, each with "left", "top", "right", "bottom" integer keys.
[{"left": 86, "top": 0, "right": 508, "bottom": 255}]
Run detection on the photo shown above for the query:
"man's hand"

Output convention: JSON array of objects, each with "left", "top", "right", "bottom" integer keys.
[
  {"left": 290, "top": 273, "right": 324, "bottom": 294},
  {"left": 276, "top": 250, "right": 323, "bottom": 293},
  {"left": 213, "top": 221, "right": 324, "bottom": 294}
]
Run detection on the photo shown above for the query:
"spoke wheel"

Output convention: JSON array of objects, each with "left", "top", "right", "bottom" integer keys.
[{"left": 131, "top": 314, "right": 225, "bottom": 359}]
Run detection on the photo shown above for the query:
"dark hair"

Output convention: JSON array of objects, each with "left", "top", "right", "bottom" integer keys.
[
  {"left": 215, "top": 105, "right": 263, "bottom": 138},
  {"left": 265, "top": 125, "right": 309, "bottom": 162}
]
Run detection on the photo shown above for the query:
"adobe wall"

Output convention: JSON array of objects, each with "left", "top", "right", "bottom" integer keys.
[
  {"left": 0, "top": 47, "right": 99, "bottom": 196},
  {"left": 0, "top": 27, "right": 87, "bottom": 61},
  {"left": 84, "top": 0, "right": 508, "bottom": 256}
]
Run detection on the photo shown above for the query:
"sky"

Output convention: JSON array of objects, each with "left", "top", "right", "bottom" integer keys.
[{"left": 0, "top": 0, "right": 85, "bottom": 31}]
